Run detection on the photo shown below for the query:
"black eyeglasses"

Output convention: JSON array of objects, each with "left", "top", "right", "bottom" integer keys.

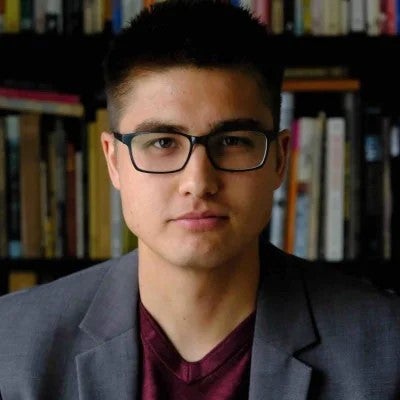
[{"left": 113, "top": 129, "right": 277, "bottom": 174}]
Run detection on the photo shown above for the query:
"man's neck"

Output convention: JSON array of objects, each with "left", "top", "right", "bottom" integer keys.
[{"left": 138, "top": 243, "right": 260, "bottom": 362}]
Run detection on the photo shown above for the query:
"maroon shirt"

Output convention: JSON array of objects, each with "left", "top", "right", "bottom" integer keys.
[{"left": 139, "top": 301, "right": 255, "bottom": 399}]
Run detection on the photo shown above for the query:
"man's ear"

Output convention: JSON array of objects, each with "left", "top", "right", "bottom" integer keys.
[
  {"left": 273, "top": 129, "right": 291, "bottom": 189},
  {"left": 101, "top": 131, "right": 121, "bottom": 190}
]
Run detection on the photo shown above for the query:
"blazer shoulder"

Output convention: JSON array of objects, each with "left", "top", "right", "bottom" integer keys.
[
  {"left": 299, "top": 258, "right": 400, "bottom": 339},
  {"left": 0, "top": 256, "right": 118, "bottom": 354},
  {"left": 267, "top": 243, "right": 400, "bottom": 329}
]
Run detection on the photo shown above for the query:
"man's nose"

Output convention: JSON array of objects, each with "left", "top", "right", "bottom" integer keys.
[{"left": 177, "top": 145, "right": 220, "bottom": 198}]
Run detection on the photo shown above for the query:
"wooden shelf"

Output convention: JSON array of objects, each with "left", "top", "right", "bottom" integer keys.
[{"left": 283, "top": 79, "right": 360, "bottom": 92}]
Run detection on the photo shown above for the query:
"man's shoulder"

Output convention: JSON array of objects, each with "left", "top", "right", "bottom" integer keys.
[
  {"left": 0, "top": 253, "right": 133, "bottom": 352},
  {"left": 269, "top": 243, "right": 400, "bottom": 323},
  {"left": 293, "top": 253, "right": 400, "bottom": 338},
  {"left": 0, "top": 257, "right": 112, "bottom": 309}
]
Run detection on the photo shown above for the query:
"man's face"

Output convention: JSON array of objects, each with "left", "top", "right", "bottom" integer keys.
[{"left": 102, "top": 67, "right": 289, "bottom": 271}]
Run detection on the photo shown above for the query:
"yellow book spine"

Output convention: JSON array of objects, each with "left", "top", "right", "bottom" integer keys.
[{"left": 4, "top": 0, "right": 21, "bottom": 32}]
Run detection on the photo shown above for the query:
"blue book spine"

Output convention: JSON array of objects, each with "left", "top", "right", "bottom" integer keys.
[
  {"left": 230, "top": 0, "right": 241, "bottom": 7},
  {"left": 112, "top": 0, "right": 122, "bottom": 34}
]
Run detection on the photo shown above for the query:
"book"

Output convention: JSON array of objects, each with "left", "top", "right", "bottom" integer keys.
[
  {"left": 390, "top": 122, "right": 400, "bottom": 261},
  {"left": 0, "top": 0, "right": 4, "bottom": 32},
  {"left": 349, "top": 0, "right": 365, "bottom": 33},
  {"left": 5, "top": 114, "right": 21, "bottom": 258},
  {"left": 0, "top": 117, "right": 6, "bottom": 257},
  {"left": 270, "top": 0, "right": 284, "bottom": 34},
  {"left": 63, "top": 0, "right": 84, "bottom": 35},
  {"left": 269, "top": 92, "right": 294, "bottom": 249},
  {"left": 308, "top": 111, "right": 325, "bottom": 260},
  {"left": 19, "top": 113, "right": 42, "bottom": 258},
  {"left": 361, "top": 107, "right": 385, "bottom": 259},
  {"left": 294, "top": 117, "right": 315, "bottom": 258},
  {"left": 8, "top": 270, "right": 37, "bottom": 293},
  {"left": 366, "top": 0, "right": 381, "bottom": 35},
  {"left": 20, "top": 0, "right": 34, "bottom": 32},
  {"left": 284, "top": 118, "right": 299, "bottom": 254},
  {"left": 4, "top": 0, "right": 20, "bottom": 32},
  {"left": 54, "top": 118, "right": 67, "bottom": 257},
  {"left": 323, "top": 117, "right": 345, "bottom": 261},
  {"left": 0, "top": 88, "right": 84, "bottom": 118},
  {"left": 343, "top": 92, "right": 361, "bottom": 260},
  {"left": 45, "top": 0, "right": 63, "bottom": 33}
]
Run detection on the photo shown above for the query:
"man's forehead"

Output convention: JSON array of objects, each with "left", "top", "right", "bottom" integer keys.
[{"left": 116, "top": 65, "right": 274, "bottom": 131}]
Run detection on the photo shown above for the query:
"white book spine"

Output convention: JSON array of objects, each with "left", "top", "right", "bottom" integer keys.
[
  {"left": 323, "top": 117, "right": 345, "bottom": 261},
  {"left": 122, "top": 0, "right": 143, "bottom": 27},
  {"left": 350, "top": 0, "right": 365, "bottom": 32},
  {"left": 366, "top": 0, "right": 380, "bottom": 35}
]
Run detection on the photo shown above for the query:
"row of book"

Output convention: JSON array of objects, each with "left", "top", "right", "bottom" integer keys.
[
  {"left": 244, "top": 0, "right": 400, "bottom": 36},
  {"left": 1, "top": 0, "right": 400, "bottom": 36},
  {"left": 0, "top": 108, "right": 138, "bottom": 261},
  {"left": 1, "top": 89, "right": 399, "bottom": 262},
  {"left": 0, "top": 0, "right": 162, "bottom": 35},
  {"left": 269, "top": 91, "right": 400, "bottom": 261}
]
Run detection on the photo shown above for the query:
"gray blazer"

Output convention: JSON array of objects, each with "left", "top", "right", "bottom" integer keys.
[{"left": 0, "top": 242, "right": 399, "bottom": 399}]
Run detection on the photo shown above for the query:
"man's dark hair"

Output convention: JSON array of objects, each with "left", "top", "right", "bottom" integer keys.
[{"left": 103, "top": 0, "right": 284, "bottom": 131}]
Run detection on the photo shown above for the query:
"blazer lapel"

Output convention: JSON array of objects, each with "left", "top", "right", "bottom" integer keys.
[
  {"left": 249, "top": 244, "right": 317, "bottom": 400},
  {"left": 76, "top": 251, "right": 140, "bottom": 400}
]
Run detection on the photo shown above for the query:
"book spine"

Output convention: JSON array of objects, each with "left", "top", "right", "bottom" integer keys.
[
  {"left": 323, "top": 117, "right": 345, "bottom": 261},
  {"left": 283, "top": 0, "right": 295, "bottom": 33},
  {"left": 20, "top": 0, "right": 34, "bottom": 31},
  {"left": 294, "top": 117, "right": 315, "bottom": 258},
  {"left": 390, "top": 123, "right": 400, "bottom": 261},
  {"left": 343, "top": 92, "right": 361, "bottom": 259},
  {"left": 4, "top": 0, "right": 20, "bottom": 32},
  {"left": 54, "top": 118, "right": 67, "bottom": 257},
  {"left": 19, "top": 113, "right": 42, "bottom": 258},
  {"left": 0, "top": 117, "right": 7, "bottom": 257},
  {"left": 45, "top": 0, "right": 63, "bottom": 33},
  {"left": 349, "top": 0, "right": 366, "bottom": 32},
  {"left": 308, "top": 111, "right": 325, "bottom": 260},
  {"left": 63, "top": 0, "right": 83, "bottom": 35},
  {"left": 66, "top": 139, "right": 76, "bottom": 257},
  {"left": 362, "top": 107, "right": 384, "bottom": 259},
  {"left": 5, "top": 115, "right": 21, "bottom": 258}
]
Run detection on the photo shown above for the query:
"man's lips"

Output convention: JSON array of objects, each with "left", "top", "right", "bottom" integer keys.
[
  {"left": 170, "top": 211, "right": 229, "bottom": 230},
  {"left": 174, "top": 211, "right": 228, "bottom": 220}
]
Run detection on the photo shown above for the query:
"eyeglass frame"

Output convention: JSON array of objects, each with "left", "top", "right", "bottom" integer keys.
[{"left": 112, "top": 128, "right": 278, "bottom": 174}]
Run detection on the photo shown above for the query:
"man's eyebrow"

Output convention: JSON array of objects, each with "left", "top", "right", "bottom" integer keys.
[
  {"left": 133, "top": 120, "right": 187, "bottom": 133},
  {"left": 209, "top": 118, "right": 268, "bottom": 134},
  {"left": 131, "top": 118, "right": 268, "bottom": 135}
]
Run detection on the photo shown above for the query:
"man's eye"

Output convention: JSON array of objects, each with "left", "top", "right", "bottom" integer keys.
[
  {"left": 151, "top": 137, "right": 176, "bottom": 149},
  {"left": 220, "top": 136, "right": 252, "bottom": 147}
]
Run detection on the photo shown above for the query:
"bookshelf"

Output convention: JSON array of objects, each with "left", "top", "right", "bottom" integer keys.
[{"left": 1, "top": 32, "right": 399, "bottom": 294}]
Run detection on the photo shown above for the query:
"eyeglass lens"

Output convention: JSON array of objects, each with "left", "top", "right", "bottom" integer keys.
[{"left": 130, "top": 131, "right": 268, "bottom": 172}]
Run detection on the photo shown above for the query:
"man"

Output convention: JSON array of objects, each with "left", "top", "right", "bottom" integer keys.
[{"left": 0, "top": 1, "right": 400, "bottom": 399}]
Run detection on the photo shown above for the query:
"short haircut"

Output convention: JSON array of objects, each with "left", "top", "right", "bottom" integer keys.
[{"left": 103, "top": 0, "right": 284, "bottom": 131}]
